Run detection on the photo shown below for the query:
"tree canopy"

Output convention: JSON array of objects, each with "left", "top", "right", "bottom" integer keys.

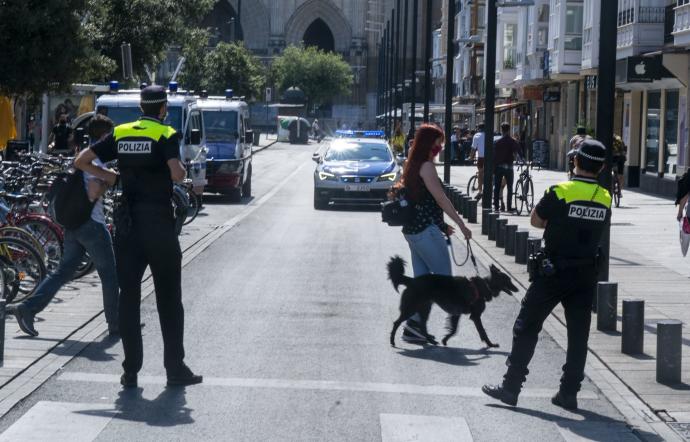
[
  {"left": 271, "top": 46, "right": 353, "bottom": 107},
  {"left": 202, "top": 42, "right": 265, "bottom": 99},
  {"left": 0, "top": 0, "right": 93, "bottom": 96}
]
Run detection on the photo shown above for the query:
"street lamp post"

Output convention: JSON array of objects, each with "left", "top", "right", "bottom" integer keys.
[
  {"left": 394, "top": 0, "right": 402, "bottom": 130},
  {"left": 482, "top": 0, "right": 498, "bottom": 207},
  {"left": 409, "top": 0, "right": 419, "bottom": 141},
  {"left": 402, "top": 0, "right": 409, "bottom": 131},
  {"left": 384, "top": 24, "right": 390, "bottom": 136},
  {"left": 443, "top": 0, "right": 455, "bottom": 184},
  {"left": 595, "top": 0, "right": 619, "bottom": 281},
  {"left": 389, "top": 11, "right": 396, "bottom": 137},
  {"left": 423, "top": 0, "right": 433, "bottom": 123}
]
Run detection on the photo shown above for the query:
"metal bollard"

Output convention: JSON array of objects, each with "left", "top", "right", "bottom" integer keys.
[
  {"left": 656, "top": 320, "right": 682, "bottom": 384},
  {"left": 468, "top": 200, "right": 478, "bottom": 224},
  {"left": 622, "top": 299, "right": 644, "bottom": 355},
  {"left": 496, "top": 219, "right": 508, "bottom": 247},
  {"left": 481, "top": 209, "right": 491, "bottom": 234},
  {"left": 596, "top": 282, "right": 618, "bottom": 332},
  {"left": 463, "top": 196, "right": 472, "bottom": 219},
  {"left": 458, "top": 195, "right": 466, "bottom": 217},
  {"left": 488, "top": 213, "right": 500, "bottom": 240},
  {"left": 515, "top": 231, "right": 529, "bottom": 264},
  {"left": 0, "top": 300, "right": 5, "bottom": 367},
  {"left": 452, "top": 189, "right": 462, "bottom": 212},
  {"left": 505, "top": 224, "right": 518, "bottom": 256}
]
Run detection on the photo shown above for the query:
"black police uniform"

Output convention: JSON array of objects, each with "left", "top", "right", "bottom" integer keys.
[
  {"left": 502, "top": 163, "right": 611, "bottom": 397},
  {"left": 91, "top": 87, "right": 188, "bottom": 377}
]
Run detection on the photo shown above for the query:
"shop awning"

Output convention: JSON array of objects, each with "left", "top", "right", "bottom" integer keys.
[{"left": 476, "top": 102, "right": 527, "bottom": 114}]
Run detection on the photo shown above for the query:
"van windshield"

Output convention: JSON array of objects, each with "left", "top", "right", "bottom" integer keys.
[
  {"left": 96, "top": 106, "right": 182, "bottom": 132},
  {"left": 203, "top": 111, "right": 239, "bottom": 142}
]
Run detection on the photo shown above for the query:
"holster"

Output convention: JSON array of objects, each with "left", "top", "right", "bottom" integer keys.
[
  {"left": 527, "top": 251, "right": 556, "bottom": 281},
  {"left": 113, "top": 193, "right": 132, "bottom": 240}
]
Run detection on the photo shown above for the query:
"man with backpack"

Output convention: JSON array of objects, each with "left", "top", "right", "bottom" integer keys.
[{"left": 9, "top": 115, "right": 119, "bottom": 337}]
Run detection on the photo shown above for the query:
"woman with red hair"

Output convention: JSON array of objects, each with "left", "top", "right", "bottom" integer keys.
[{"left": 393, "top": 124, "right": 472, "bottom": 344}]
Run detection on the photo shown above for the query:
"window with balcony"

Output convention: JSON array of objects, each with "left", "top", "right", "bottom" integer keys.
[
  {"left": 665, "top": 4, "right": 676, "bottom": 43},
  {"left": 538, "top": 4, "right": 549, "bottom": 22},
  {"left": 565, "top": 4, "right": 584, "bottom": 50},
  {"left": 618, "top": 7, "right": 634, "bottom": 27},
  {"left": 679, "top": 0, "right": 690, "bottom": 6}
]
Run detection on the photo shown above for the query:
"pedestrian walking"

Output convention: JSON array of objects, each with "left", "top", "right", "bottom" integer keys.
[
  {"left": 470, "top": 123, "right": 486, "bottom": 198},
  {"left": 10, "top": 115, "right": 119, "bottom": 337},
  {"left": 450, "top": 126, "right": 459, "bottom": 164},
  {"left": 75, "top": 85, "right": 202, "bottom": 389},
  {"left": 392, "top": 124, "right": 472, "bottom": 344},
  {"left": 48, "top": 114, "right": 73, "bottom": 155},
  {"left": 390, "top": 122, "right": 406, "bottom": 156},
  {"left": 493, "top": 123, "right": 522, "bottom": 212},
  {"left": 482, "top": 140, "right": 612, "bottom": 411},
  {"left": 567, "top": 127, "right": 591, "bottom": 178}
]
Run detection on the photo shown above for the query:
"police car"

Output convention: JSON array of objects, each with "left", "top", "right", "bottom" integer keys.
[{"left": 313, "top": 133, "right": 401, "bottom": 209}]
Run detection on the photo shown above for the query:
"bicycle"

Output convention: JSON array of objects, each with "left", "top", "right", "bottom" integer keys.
[
  {"left": 0, "top": 236, "right": 47, "bottom": 304},
  {"left": 513, "top": 161, "right": 535, "bottom": 216},
  {"left": 612, "top": 169, "right": 622, "bottom": 208},
  {"left": 466, "top": 160, "right": 481, "bottom": 198}
]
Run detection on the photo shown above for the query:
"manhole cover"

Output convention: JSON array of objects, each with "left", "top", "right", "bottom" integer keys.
[{"left": 669, "top": 422, "right": 690, "bottom": 441}]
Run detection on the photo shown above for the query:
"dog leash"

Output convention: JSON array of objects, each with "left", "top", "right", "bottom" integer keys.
[{"left": 446, "top": 235, "right": 480, "bottom": 276}]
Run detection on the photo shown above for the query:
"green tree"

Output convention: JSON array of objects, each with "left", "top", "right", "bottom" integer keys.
[
  {"left": 82, "top": 0, "right": 215, "bottom": 82},
  {"left": 178, "top": 28, "right": 211, "bottom": 92},
  {"left": 270, "top": 46, "right": 353, "bottom": 108},
  {"left": 202, "top": 42, "right": 265, "bottom": 99},
  {"left": 0, "top": 0, "right": 97, "bottom": 96}
]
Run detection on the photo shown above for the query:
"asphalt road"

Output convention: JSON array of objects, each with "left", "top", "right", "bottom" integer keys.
[{"left": 0, "top": 142, "right": 641, "bottom": 441}]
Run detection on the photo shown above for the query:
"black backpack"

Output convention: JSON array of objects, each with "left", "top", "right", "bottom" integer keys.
[
  {"left": 381, "top": 187, "right": 414, "bottom": 226},
  {"left": 50, "top": 169, "right": 94, "bottom": 229}
]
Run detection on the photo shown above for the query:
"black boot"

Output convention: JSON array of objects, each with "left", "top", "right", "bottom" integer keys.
[
  {"left": 481, "top": 384, "right": 519, "bottom": 406},
  {"left": 167, "top": 364, "right": 203, "bottom": 387},
  {"left": 120, "top": 373, "right": 137, "bottom": 388},
  {"left": 551, "top": 391, "right": 578, "bottom": 410}
]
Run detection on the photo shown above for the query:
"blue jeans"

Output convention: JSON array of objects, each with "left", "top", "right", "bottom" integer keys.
[
  {"left": 22, "top": 220, "right": 118, "bottom": 327},
  {"left": 403, "top": 224, "right": 452, "bottom": 325}
]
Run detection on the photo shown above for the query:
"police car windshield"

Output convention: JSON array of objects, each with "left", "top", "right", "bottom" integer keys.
[
  {"left": 324, "top": 142, "right": 392, "bottom": 162},
  {"left": 203, "top": 111, "right": 239, "bottom": 142},
  {"left": 96, "top": 106, "right": 182, "bottom": 132}
]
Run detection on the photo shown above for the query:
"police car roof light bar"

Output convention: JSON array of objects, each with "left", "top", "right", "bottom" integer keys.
[
  {"left": 200, "top": 90, "right": 209, "bottom": 99},
  {"left": 109, "top": 81, "right": 119, "bottom": 93},
  {"left": 225, "top": 89, "right": 234, "bottom": 100},
  {"left": 169, "top": 81, "right": 178, "bottom": 94}
]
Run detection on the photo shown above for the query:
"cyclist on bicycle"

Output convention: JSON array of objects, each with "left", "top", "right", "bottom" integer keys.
[
  {"left": 613, "top": 134, "right": 627, "bottom": 197},
  {"left": 494, "top": 123, "right": 522, "bottom": 212},
  {"left": 470, "top": 123, "right": 486, "bottom": 199}
]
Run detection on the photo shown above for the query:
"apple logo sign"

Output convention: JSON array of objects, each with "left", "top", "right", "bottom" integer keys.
[{"left": 635, "top": 61, "right": 646, "bottom": 75}]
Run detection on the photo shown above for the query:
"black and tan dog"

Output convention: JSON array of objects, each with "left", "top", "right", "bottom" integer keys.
[{"left": 387, "top": 256, "right": 518, "bottom": 347}]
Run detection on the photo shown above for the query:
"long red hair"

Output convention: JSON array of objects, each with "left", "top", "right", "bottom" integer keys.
[{"left": 395, "top": 124, "right": 445, "bottom": 201}]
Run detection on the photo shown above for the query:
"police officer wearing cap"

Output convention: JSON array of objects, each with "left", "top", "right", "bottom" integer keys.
[
  {"left": 75, "top": 85, "right": 202, "bottom": 388},
  {"left": 482, "top": 139, "right": 611, "bottom": 411}
]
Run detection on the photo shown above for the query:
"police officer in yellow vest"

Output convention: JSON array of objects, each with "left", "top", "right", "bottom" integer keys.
[
  {"left": 482, "top": 140, "right": 611, "bottom": 411},
  {"left": 75, "top": 85, "right": 202, "bottom": 388}
]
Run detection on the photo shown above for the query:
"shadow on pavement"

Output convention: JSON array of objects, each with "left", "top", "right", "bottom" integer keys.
[
  {"left": 201, "top": 194, "right": 255, "bottom": 206},
  {"left": 323, "top": 204, "right": 381, "bottom": 213},
  {"left": 396, "top": 346, "right": 506, "bottom": 366},
  {"left": 485, "top": 403, "right": 663, "bottom": 442},
  {"left": 76, "top": 387, "right": 194, "bottom": 427}
]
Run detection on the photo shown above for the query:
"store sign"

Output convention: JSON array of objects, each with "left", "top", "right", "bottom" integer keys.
[
  {"left": 543, "top": 90, "right": 561, "bottom": 102},
  {"left": 616, "top": 56, "right": 663, "bottom": 83},
  {"left": 522, "top": 86, "right": 543, "bottom": 101}
]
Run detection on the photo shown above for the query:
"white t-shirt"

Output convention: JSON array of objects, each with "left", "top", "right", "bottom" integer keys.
[
  {"left": 471, "top": 131, "right": 486, "bottom": 158},
  {"left": 83, "top": 159, "right": 106, "bottom": 224}
]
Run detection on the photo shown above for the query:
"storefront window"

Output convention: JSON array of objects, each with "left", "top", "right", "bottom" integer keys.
[
  {"left": 664, "top": 90, "right": 679, "bottom": 177},
  {"left": 645, "top": 91, "right": 661, "bottom": 172}
]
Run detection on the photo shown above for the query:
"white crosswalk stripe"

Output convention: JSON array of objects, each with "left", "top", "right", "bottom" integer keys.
[
  {"left": 380, "top": 414, "right": 474, "bottom": 442},
  {"left": 0, "top": 401, "right": 114, "bottom": 442}
]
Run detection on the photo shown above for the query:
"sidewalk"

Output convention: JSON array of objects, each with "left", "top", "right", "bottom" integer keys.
[{"left": 444, "top": 164, "right": 690, "bottom": 436}]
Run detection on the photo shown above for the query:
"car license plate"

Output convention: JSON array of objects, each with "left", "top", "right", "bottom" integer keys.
[{"left": 344, "top": 184, "right": 370, "bottom": 192}]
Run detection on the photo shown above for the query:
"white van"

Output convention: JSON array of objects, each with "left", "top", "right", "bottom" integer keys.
[
  {"left": 188, "top": 90, "right": 253, "bottom": 202},
  {"left": 94, "top": 81, "right": 207, "bottom": 192}
]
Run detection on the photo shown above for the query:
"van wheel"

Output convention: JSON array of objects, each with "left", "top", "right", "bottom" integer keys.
[
  {"left": 229, "top": 188, "right": 242, "bottom": 203},
  {"left": 242, "top": 166, "right": 252, "bottom": 197}
]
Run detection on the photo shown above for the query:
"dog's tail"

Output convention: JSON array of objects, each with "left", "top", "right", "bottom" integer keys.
[{"left": 387, "top": 255, "right": 412, "bottom": 292}]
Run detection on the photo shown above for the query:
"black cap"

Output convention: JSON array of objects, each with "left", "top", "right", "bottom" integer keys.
[
  {"left": 576, "top": 139, "right": 606, "bottom": 163},
  {"left": 576, "top": 126, "right": 587, "bottom": 135},
  {"left": 140, "top": 85, "right": 167, "bottom": 105}
]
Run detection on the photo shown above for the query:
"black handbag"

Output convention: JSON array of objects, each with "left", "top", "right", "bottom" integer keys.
[{"left": 381, "top": 188, "right": 414, "bottom": 226}]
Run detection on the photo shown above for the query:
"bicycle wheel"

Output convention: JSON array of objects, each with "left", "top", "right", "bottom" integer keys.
[
  {"left": 183, "top": 189, "right": 200, "bottom": 226},
  {"left": 467, "top": 175, "right": 478, "bottom": 195},
  {"left": 15, "top": 218, "right": 63, "bottom": 273},
  {"left": 514, "top": 180, "right": 524, "bottom": 216},
  {"left": 613, "top": 180, "right": 621, "bottom": 208},
  {"left": 524, "top": 177, "right": 535, "bottom": 213},
  {"left": 0, "top": 237, "right": 47, "bottom": 304},
  {"left": 0, "top": 226, "right": 45, "bottom": 261}
]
